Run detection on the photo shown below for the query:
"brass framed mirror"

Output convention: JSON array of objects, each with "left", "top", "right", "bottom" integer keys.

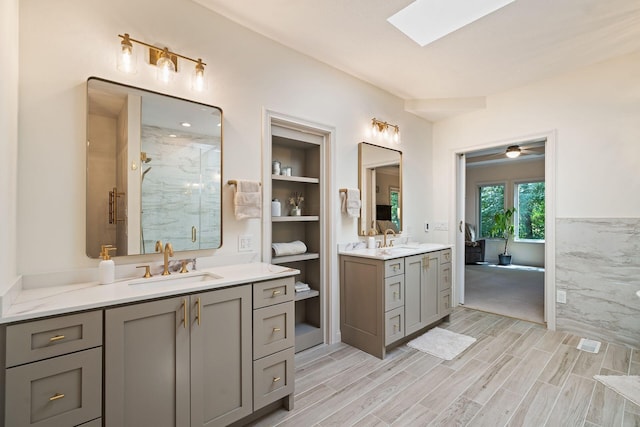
[
  {"left": 86, "top": 77, "right": 223, "bottom": 258},
  {"left": 358, "top": 142, "right": 402, "bottom": 236}
]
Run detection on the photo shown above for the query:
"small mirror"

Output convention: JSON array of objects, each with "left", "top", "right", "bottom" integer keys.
[
  {"left": 86, "top": 77, "right": 222, "bottom": 258},
  {"left": 358, "top": 142, "right": 402, "bottom": 236}
]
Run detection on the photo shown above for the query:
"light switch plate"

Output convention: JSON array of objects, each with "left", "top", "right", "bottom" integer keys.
[
  {"left": 238, "top": 235, "right": 252, "bottom": 252},
  {"left": 556, "top": 290, "right": 567, "bottom": 304}
]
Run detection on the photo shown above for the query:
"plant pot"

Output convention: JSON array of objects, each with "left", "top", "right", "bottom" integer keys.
[{"left": 498, "top": 254, "right": 512, "bottom": 265}]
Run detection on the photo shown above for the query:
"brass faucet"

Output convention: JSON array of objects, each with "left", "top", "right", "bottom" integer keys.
[
  {"left": 383, "top": 229, "right": 396, "bottom": 248},
  {"left": 162, "top": 242, "right": 174, "bottom": 275}
]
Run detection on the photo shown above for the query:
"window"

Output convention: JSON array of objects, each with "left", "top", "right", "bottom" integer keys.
[
  {"left": 390, "top": 187, "right": 401, "bottom": 231},
  {"left": 478, "top": 184, "right": 505, "bottom": 238},
  {"left": 515, "top": 181, "right": 545, "bottom": 241}
]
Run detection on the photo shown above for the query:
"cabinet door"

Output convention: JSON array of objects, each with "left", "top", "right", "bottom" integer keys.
[
  {"left": 105, "top": 297, "right": 190, "bottom": 427},
  {"left": 190, "top": 285, "right": 252, "bottom": 427},
  {"left": 404, "top": 253, "right": 439, "bottom": 335}
]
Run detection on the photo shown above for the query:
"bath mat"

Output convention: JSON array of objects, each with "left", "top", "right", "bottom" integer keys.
[
  {"left": 407, "top": 327, "right": 476, "bottom": 360},
  {"left": 594, "top": 375, "right": 640, "bottom": 407}
]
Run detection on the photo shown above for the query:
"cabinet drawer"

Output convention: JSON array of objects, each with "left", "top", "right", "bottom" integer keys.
[
  {"left": 253, "top": 302, "right": 294, "bottom": 360},
  {"left": 5, "top": 347, "right": 102, "bottom": 427},
  {"left": 253, "top": 277, "right": 295, "bottom": 309},
  {"left": 6, "top": 311, "right": 102, "bottom": 367},
  {"left": 384, "top": 259, "right": 404, "bottom": 278},
  {"left": 385, "top": 307, "right": 404, "bottom": 346},
  {"left": 440, "top": 249, "right": 452, "bottom": 264},
  {"left": 439, "top": 263, "right": 452, "bottom": 292},
  {"left": 253, "top": 347, "right": 294, "bottom": 410},
  {"left": 439, "top": 290, "right": 452, "bottom": 315},
  {"left": 384, "top": 275, "right": 404, "bottom": 312},
  {"left": 78, "top": 418, "right": 101, "bottom": 427}
]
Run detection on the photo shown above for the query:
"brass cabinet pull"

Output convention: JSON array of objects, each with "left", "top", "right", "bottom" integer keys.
[
  {"left": 182, "top": 299, "right": 187, "bottom": 329},
  {"left": 49, "top": 335, "right": 65, "bottom": 342},
  {"left": 272, "top": 327, "right": 281, "bottom": 333},
  {"left": 422, "top": 256, "right": 430, "bottom": 269},
  {"left": 191, "top": 226, "right": 197, "bottom": 243},
  {"left": 196, "top": 298, "right": 201, "bottom": 326},
  {"left": 272, "top": 290, "right": 281, "bottom": 296},
  {"left": 272, "top": 377, "right": 281, "bottom": 383},
  {"left": 49, "top": 393, "right": 65, "bottom": 401}
]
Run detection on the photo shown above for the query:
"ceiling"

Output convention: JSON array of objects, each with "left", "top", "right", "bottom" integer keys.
[{"left": 193, "top": 0, "right": 640, "bottom": 121}]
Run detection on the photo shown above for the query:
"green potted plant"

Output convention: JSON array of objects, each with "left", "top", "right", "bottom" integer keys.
[{"left": 490, "top": 207, "right": 516, "bottom": 265}]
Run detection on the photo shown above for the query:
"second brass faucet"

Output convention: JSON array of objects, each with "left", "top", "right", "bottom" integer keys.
[
  {"left": 383, "top": 228, "right": 396, "bottom": 248},
  {"left": 162, "top": 242, "right": 174, "bottom": 275}
]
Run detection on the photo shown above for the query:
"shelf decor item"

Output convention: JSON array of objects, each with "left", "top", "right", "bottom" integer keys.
[{"left": 289, "top": 192, "right": 304, "bottom": 216}]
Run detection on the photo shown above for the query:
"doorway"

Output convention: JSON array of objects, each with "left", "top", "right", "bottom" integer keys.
[{"left": 454, "top": 133, "right": 557, "bottom": 328}]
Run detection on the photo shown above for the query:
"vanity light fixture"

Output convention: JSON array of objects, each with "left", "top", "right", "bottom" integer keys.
[
  {"left": 371, "top": 118, "right": 401, "bottom": 143},
  {"left": 117, "top": 33, "right": 207, "bottom": 91},
  {"left": 505, "top": 145, "right": 521, "bottom": 158}
]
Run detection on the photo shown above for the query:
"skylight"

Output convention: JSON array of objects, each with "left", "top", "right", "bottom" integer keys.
[{"left": 387, "top": 0, "right": 516, "bottom": 47}]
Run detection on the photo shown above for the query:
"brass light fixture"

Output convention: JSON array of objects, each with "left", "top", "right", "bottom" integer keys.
[
  {"left": 371, "top": 118, "right": 401, "bottom": 143},
  {"left": 117, "top": 33, "right": 207, "bottom": 91}
]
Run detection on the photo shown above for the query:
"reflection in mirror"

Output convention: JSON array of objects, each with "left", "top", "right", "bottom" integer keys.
[
  {"left": 358, "top": 142, "right": 402, "bottom": 236},
  {"left": 86, "top": 77, "right": 222, "bottom": 258}
]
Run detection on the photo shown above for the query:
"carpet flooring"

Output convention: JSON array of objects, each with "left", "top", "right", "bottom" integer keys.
[{"left": 464, "top": 264, "right": 544, "bottom": 324}]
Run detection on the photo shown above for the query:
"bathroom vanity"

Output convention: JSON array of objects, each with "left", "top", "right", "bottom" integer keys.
[
  {"left": 0, "top": 263, "right": 297, "bottom": 427},
  {"left": 339, "top": 244, "right": 452, "bottom": 359}
]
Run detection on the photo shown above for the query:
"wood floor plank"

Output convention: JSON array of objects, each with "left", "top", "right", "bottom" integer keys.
[
  {"left": 571, "top": 345, "right": 607, "bottom": 379},
  {"left": 484, "top": 317, "right": 518, "bottom": 337},
  {"left": 603, "top": 343, "right": 632, "bottom": 374},
  {"left": 324, "top": 355, "right": 385, "bottom": 391},
  {"left": 366, "top": 348, "right": 424, "bottom": 383},
  {"left": 475, "top": 330, "right": 522, "bottom": 364},
  {"left": 586, "top": 380, "right": 625, "bottom": 426},
  {"left": 502, "top": 348, "right": 552, "bottom": 396},
  {"left": 466, "top": 388, "right": 522, "bottom": 427},
  {"left": 391, "top": 403, "right": 438, "bottom": 427},
  {"left": 445, "top": 311, "right": 488, "bottom": 334},
  {"left": 508, "top": 319, "right": 535, "bottom": 334},
  {"left": 419, "top": 358, "right": 489, "bottom": 413},
  {"left": 463, "top": 353, "right": 523, "bottom": 405},
  {"left": 428, "top": 396, "right": 482, "bottom": 426},
  {"left": 534, "top": 330, "right": 568, "bottom": 353},
  {"left": 545, "top": 374, "right": 595, "bottom": 426},
  {"left": 630, "top": 362, "right": 640, "bottom": 375},
  {"left": 318, "top": 371, "right": 413, "bottom": 426},
  {"left": 294, "top": 342, "right": 348, "bottom": 366},
  {"left": 507, "top": 381, "right": 559, "bottom": 427},
  {"left": 373, "top": 365, "right": 454, "bottom": 424},
  {"left": 538, "top": 344, "right": 581, "bottom": 387},
  {"left": 458, "top": 315, "right": 503, "bottom": 338},
  {"left": 623, "top": 410, "right": 640, "bottom": 427},
  {"left": 351, "top": 413, "right": 388, "bottom": 427},
  {"left": 402, "top": 352, "right": 442, "bottom": 377},
  {"left": 441, "top": 333, "right": 494, "bottom": 370},
  {"left": 296, "top": 351, "right": 371, "bottom": 395},
  {"left": 506, "top": 327, "right": 546, "bottom": 358},
  {"left": 250, "top": 384, "right": 335, "bottom": 427}
]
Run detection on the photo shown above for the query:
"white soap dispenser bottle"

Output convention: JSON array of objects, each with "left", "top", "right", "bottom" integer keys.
[{"left": 99, "top": 245, "right": 117, "bottom": 285}]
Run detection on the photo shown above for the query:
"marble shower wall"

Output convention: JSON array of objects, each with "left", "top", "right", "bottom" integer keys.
[{"left": 556, "top": 218, "right": 640, "bottom": 347}]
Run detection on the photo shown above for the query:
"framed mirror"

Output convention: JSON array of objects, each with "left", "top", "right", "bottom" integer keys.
[
  {"left": 358, "top": 142, "right": 402, "bottom": 236},
  {"left": 86, "top": 77, "right": 222, "bottom": 258}
]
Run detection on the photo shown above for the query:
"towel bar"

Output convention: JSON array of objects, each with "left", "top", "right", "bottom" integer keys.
[{"left": 228, "top": 180, "right": 261, "bottom": 186}]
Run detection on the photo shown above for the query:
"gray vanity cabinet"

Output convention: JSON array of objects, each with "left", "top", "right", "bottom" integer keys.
[
  {"left": 104, "top": 285, "right": 252, "bottom": 427},
  {"left": 340, "top": 249, "right": 451, "bottom": 359},
  {"left": 404, "top": 252, "right": 439, "bottom": 335}
]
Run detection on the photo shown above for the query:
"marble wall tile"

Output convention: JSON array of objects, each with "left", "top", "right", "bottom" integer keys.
[{"left": 556, "top": 218, "right": 640, "bottom": 348}]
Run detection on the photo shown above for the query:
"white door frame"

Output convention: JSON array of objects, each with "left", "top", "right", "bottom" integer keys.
[{"left": 453, "top": 130, "right": 557, "bottom": 330}]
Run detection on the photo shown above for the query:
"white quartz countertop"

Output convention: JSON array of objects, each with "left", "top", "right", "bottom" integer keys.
[
  {"left": 338, "top": 243, "right": 452, "bottom": 260},
  {"left": 1, "top": 263, "right": 298, "bottom": 324}
]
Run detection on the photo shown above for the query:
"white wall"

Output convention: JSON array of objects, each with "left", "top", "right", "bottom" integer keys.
[
  {"left": 0, "top": 0, "right": 19, "bottom": 297},
  {"left": 466, "top": 158, "right": 545, "bottom": 266}
]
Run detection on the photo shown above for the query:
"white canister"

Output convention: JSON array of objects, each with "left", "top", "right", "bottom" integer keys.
[
  {"left": 271, "top": 199, "right": 281, "bottom": 217},
  {"left": 367, "top": 237, "right": 376, "bottom": 249},
  {"left": 272, "top": 161, "right": 281, "bottom": 175}
]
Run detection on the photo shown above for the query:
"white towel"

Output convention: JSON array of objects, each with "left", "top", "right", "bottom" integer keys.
[
  {"left": 271, "top": 240, "right": 307, "bottom": 257},
  {"left": 233, "top": 180, "right": 261, "bottom": 220},
  {"left": 341, "top": 188, "right": 361, "bottom": 218},
  {"left": 295, "top": 281, "right": 311, "bottom": 292}
]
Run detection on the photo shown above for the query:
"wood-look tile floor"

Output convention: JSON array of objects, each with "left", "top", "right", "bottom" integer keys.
[{"left": 251, "top": 308, "right": 640, "bottom": 427}]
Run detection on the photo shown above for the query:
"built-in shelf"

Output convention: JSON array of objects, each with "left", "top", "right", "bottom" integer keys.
[
  {"left": 272, "top": 216, "right": 319, "bottom": 222},
  {"left": 294, "top": 289, "right": 320, "bottom": 302},
  {"left": 272, "top": 253, "right": 320, "bottom": 264},
  {"left": 272, "top": 175, "right": 319, "bottom": 184}
]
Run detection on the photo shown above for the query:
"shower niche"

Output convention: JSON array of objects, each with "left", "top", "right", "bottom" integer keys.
[{"left": 86, "top": 77, "right": 223, "bottom": 258}]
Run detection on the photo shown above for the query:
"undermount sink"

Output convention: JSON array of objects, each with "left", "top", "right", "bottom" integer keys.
[{"left": 128, "top": 271, "right": 223, "bottom": 288}]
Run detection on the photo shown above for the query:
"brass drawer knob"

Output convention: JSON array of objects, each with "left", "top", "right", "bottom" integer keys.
[
  {"left": 49, "top": 335, "right": 65, "bottom": 342},
  {"left": 49, "top": 393, "right": 65, "bottom": 402}
]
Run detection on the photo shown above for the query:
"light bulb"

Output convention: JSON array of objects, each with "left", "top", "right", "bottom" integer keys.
[
  {"left": 156, "top": 48, "right": 175, "bottom": 84},
  {"left": 192, "top": 59, "right": 205, "bottom": 92},
  {"left": 117, "top": 33, "right": 136, "bottom": 74},
  {"left": 393, "top": 128, "right": 400, "bottom": 143},
  {"left": 371, "top": 120, "right": 378, "bottom": 137}
]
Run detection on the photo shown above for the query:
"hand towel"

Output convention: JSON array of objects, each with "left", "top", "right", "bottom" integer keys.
[
  {"left": 341, "top": 188, "right": 361, "bottom": 218},
  {"left": 271, "top": 240, "right": 307, "bottom": 257},
  {"left": 233, "top": 180, "right": 262, "bottom": 220}
]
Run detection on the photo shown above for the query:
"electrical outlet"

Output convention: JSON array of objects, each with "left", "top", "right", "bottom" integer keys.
[
  {"left": 556, "top": 290, "right": 567, "bottom": 304},
  {"left": 424, "top": 222, "right": 429, "bottom": 232},
  {"left": 238, "top": 235, "right": 252, "bottom": 252}
]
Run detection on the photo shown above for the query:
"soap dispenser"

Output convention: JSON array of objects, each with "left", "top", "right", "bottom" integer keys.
[{"left": 99, "top": 245, "right": 117, "bottom": 285}]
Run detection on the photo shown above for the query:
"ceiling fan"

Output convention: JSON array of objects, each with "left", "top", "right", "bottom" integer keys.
[{"left": 466, "top": 142, "right": 545, "bottom": 165}]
